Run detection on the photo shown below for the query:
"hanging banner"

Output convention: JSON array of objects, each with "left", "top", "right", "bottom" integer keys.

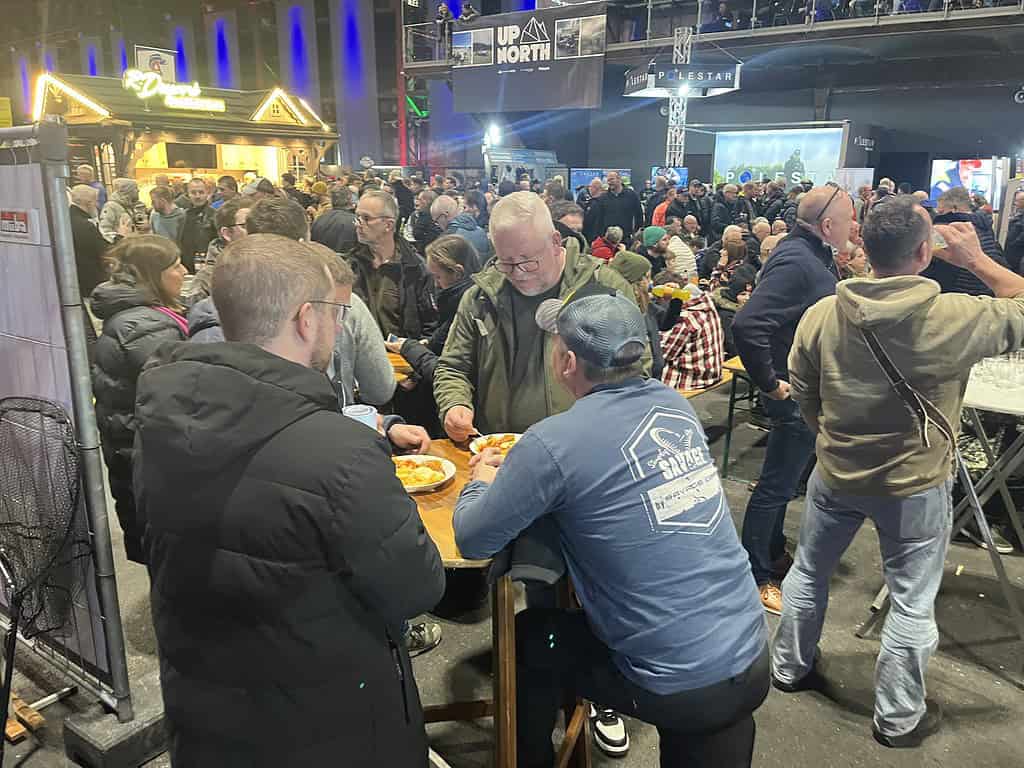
[
  {"left": 452, "top": 3, "right": 606, "bottom": 113},
  {"left": 624, "top": 63, "right": 741, "bottom": 98}
]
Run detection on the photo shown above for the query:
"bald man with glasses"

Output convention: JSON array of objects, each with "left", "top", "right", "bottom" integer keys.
[{"left": 731, "top": 184, "right": 854, "bottom": 615}]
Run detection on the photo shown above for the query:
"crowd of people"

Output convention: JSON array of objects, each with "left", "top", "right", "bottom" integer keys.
[{"left": 67, "top": 157, "right": 1024, "bottom": 766}]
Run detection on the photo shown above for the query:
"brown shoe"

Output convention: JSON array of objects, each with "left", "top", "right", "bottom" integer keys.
[{"left": 759, "top": 582, "right": 783, "bottom": 615}]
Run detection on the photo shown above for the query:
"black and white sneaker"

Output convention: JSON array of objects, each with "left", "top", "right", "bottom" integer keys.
[
  {"left": 590, "top": 704, "right": 630, "bottom": 757},
  {"left": 405, "top": 622, "right": 442, "bottom": 657}
]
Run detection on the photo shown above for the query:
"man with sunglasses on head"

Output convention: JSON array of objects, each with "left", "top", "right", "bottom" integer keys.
[
  {"left": 732, "top": 183, "right": 852, "bottom": 615},
  {"left": 344, "top": 190, "right": 438, "bottom": 339}
]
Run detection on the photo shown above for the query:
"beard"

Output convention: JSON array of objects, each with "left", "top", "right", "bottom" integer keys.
[{"left": 311, "top": 320, "right": 335, "bottom": 373}]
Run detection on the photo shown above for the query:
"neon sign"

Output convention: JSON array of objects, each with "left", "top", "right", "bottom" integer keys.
[{"left": 122, "top": 69, "right": 226, "bottom": 112}]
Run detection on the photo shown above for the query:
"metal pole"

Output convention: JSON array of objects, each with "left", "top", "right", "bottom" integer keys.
[
  {"left": 665, "top": 27, "right": 693, "bottom": 168},
  {"left": 35, "top": 120, "right": 133, "bottom": 722},
  {"left": 646, "top": 0, "right": 654, "bottom": 40}
]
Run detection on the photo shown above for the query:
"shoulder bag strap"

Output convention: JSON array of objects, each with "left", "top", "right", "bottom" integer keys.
[{"left": 859, "top": 326, "right": 957, "bottom": 458}]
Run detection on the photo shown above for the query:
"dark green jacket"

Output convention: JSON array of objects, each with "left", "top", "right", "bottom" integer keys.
[{"left": 433, "top": 248, "right": 647, "bottom": 434}]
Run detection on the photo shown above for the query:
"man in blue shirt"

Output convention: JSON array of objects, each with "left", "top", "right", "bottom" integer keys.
[{"left": 454, "top": 293, "right": 769, "bottom": 768}]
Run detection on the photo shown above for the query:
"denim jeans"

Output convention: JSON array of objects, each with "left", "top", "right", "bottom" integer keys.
[
  {"left": 516, "top": 608, "right": 770, "bottom": 768},
  {"left": 772, "top": 470, "right": 952, "bottom": 737},
  {"left": 741, "top": 396, "right": 815, "bottom": 584}
]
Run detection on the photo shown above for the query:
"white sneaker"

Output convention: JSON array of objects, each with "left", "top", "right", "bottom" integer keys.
[{"left": 590, "top": 704, "right": 630, "bottom": 757}]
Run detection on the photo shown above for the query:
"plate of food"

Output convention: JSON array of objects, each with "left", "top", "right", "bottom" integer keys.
[
  {"left": 469, "top": 433, "right": 523, "bottom": 457},
  {"left": 392, "top": 455, "right": 456, "bottom": 493}
]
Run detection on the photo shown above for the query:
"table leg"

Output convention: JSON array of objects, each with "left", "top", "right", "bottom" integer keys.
[
  {"left": 967, "top": 409, "right": 1024, "bottom": 550},
  {"left": 722, "top": 375, "right": 739, "bottom": 479},
  {"left": 492, "top": 574, "right": 516, "bottom": 768}
]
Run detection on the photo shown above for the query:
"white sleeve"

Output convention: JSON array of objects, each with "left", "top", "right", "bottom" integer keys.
[{"left": 348, "top": 294, "right": 397, "bottom": 405}]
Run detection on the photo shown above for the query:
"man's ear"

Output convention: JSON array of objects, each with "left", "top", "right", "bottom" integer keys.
[
  {"left": 295, "top": 302, "right": 317, "bottom": 343},
  {"left": 564, "top": 349, "right": 578, "bottom": 378}
]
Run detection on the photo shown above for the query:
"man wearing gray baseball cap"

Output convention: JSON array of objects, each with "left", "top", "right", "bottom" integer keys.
[{"left": 454, "top": 292, "right": 769, "bottom": 768}]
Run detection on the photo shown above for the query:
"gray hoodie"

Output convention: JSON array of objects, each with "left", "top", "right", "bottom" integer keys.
[{"left": 150, "top": 206, "right": 187, "bottom": 243}]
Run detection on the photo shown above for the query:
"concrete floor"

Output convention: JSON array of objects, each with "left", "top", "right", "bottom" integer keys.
[{"left": 5, "top": 385, "right": 1024, "bottom": 766}]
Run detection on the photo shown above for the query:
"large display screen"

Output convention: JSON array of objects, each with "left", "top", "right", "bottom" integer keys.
[
  {"left": 930, "top": 159, "right": 995, "bottom": 204},
  {"left": 569, "top": 167, "right": 632, "bottom": 193},
  {"left": 452, "top": 4, "right": 606, "bottom": 113},
  {"left": 651, "top": 166, "right": 689, "bottom": 186},
  {"left": 713, "top": 128, "right": 844, "bottom": 188}
]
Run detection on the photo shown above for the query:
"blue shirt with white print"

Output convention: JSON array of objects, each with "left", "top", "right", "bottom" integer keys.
[{"left": 454, "top": 377, "right": 766, "bottom": 694}]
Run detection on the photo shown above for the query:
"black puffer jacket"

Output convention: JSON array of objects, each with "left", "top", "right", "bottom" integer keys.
[
  {"left": 1008, "top": 214, "right": 1024, "bottom": 275},
  {"left": 710, "top": 195, "right": 755, "bottom": 240},
  {"left": 762, "top": 193, "right": 785, "bottom": 223},
  {"left": 924, "top": 210, "right": 1007, "bottom": 296},
  {"left": 133, "top": 342, "right": 445, "bottom": 768},
  {"left": 90, "top": 281, "right": 187, "bottom": 457}
]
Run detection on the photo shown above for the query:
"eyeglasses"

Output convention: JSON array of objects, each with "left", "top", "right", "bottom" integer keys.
[
  {"left": 495, "top": 258, "right": 540, "bottom": 275},
  {"left": 356, "top": 213, "right": 392, "bottom": 225},
  {"left": 814, "top": 182, "right": 843, "bottom": 226},
  {"left": 308, "top": 300, "right": 351, "bottom": 326}
]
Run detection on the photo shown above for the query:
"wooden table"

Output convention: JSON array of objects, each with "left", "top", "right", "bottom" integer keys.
[{"left": 410, "top": 440, "right": 590, "bottom": 768}]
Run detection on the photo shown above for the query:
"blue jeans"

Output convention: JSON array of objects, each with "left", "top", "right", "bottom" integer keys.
[
  {"left": 772, "top": 470, "right": 952, "bottom": 737},
  {"left": 741, "top": 397, "right": 815, "bottom": 585}
]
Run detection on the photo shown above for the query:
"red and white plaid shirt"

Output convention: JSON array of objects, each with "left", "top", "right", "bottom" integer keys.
[{"left": 659, "top": 292, "right": 724, "bottom": 391}]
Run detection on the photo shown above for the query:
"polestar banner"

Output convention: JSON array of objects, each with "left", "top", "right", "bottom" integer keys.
[{"left": 452, "top": 3, "right": 607, "bottom": 113}]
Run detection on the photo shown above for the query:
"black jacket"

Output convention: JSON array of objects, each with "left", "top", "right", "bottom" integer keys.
[
  {"left": 311, "top": 208, "right": 358, "bottom": 253},
  {"left": 923, "top": 211, "right": 1007, "bottom": 296},
  {"left": 1008, "top": 215, "right": 1024, "bottom": 275},
  {"left": 646, "top": 299, "right": 683, "bottom": 381},
  {"left": 781, "top": 199, "right": 799, "bottom": 233},
  {"left": 397, "top": 276, "right": 474, "bottom": 389},
  {"left": 589, "top": 187, "right": 644, "bottom": 241},
  {"left": 392, "top": 179, "right": 415, "bottom": 224},
  {"left": 345, "top": 238, "right": 438, "bottom": 339},
  {"left": 762, "top": 193, "right": 785, "bottom": 223},
  {"left": 90, "top": 281, "right": 187, "bottom": 458},
  {"left": 70, "top": 204, "right": 109, "bottom": 297},
  {"left": 412, "top": 209, "right": 442, "bottom": 257},
  {"left": 132, "top": 342, "right": 444, "bottom": 767},
  {"left": 710, "top": 195, "right": 755, "bottom": 241},
  {"left": 645, "top": 189, "right": 668, "bottom": 226},
  {"left": 732, "top": 225, "right": 838, "bottom": 393},
  {"left": 179, "top": 203, "right": 217, "bottom": 272}
]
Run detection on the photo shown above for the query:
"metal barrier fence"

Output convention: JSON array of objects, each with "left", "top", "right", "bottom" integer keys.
[
  {"left": 404, "top": 2, "right": 1024, "bottom": 65},
  {"left": 0, "top": 121, "right": 132, "bottom": 721}
]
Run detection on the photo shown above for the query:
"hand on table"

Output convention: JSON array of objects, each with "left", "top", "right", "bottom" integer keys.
[
  {"left": 387, "top": 423, "right": 431, "bottom": 454},
  {"left": 765, "top": 381, "right": 791, "bottom": 401},
  {"left": 444, "top": 406, "right": 476, "bottom": 443}
]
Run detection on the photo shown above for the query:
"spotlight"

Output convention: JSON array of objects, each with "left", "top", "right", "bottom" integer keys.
[
  {"left": 487, "top": 123, "right": 501, "bottom": 145},
  {"left": 678, "top": 84, "right": 691, "bottom": 97}
]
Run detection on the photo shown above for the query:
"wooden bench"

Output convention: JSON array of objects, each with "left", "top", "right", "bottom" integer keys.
[{"left": 678, "top": 369, "right": 734, "bottom": 400}]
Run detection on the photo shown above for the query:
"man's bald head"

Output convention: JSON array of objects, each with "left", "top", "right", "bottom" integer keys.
[
  {"left": 797, "top": 185, "right": 854, "bottom": 250},
  {"left": 722, "top": 225, "right": 743, "bottom": 245},
  {"left": 752, "top": 220, "right": 771, "bottom": 242},
  {"left": 430, "top": 194, "right": 460, "bottom": 228}
]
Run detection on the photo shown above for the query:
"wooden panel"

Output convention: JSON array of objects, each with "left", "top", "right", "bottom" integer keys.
[
  {"left": 388, "top": 351, "right": 413, "bottom": 375},
  {"left": 680, "top": 369, "right": 733, "bottom": 399},
  {"left": 723, "top": 355, "right": 747, "bottom": 374},
  {"left": 492, "top": 575, "right": 517, "bottom": 768},
  {"left": 411, "top": 440, "right": 491, "bottom": 569}
]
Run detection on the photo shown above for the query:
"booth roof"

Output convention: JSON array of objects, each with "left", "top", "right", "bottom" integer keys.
[{"left": 49, "top": 74, "right": 332, "bottom": 136}]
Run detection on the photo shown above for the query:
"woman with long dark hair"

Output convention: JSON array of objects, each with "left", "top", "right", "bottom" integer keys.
[{"left": 91, "top": 235, "right": 188, "bottom": 562}]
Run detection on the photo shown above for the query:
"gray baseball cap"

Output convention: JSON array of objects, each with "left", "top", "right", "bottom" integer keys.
[{"left": 535, "top": 293, "right": 648, "bottom": 368}]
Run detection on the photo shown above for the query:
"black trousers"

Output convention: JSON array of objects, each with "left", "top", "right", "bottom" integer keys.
[
  {"left": 516, "top": 608, "right": 770, "bottom": 768},
  {"left": 102, "top": 445, "right": 145, "bottom": 564}
]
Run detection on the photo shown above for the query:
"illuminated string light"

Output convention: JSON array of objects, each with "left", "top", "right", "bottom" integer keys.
[{"left": 32, "top": 73, "right": 111, "bottom": 122}]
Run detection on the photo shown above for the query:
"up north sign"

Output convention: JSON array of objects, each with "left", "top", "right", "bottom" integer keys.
[{"left": 624, "top": 63, "right": 741, "bottom": 98}]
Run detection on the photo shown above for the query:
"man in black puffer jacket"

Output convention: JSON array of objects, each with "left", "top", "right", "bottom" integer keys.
[
  {"left": 133, "top": 235, "right": 445, "bottom": 767},
  {"left": 1008, "top": 189, "right": 1024, "bottom": 274},
  {"left": 923, "top": 187, "right": 1007, "bottom": 295},
  {"left": 710, "top": 184, "right": 755, "bottom": 241},
  {"left": 761, "top": 182, "right": 786, "bottom": 223}
]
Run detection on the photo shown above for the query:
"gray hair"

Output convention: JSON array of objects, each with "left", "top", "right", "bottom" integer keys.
[
  {"left": 359, "top": 189, "right": 398, "bottom": 220},
  {"left": 112, "top": 177, "right": 137, "bottom": 195},
  {"left": 604, "top": 226, "right": 624, "bottom": 245},
  {"left": 937, "top": 186, "right": 971, "bottom": 212},
  {"left": 330, "top": 184, "right": 352, "bottom": 210},
  {"left": 549, "top": 200, "right": 583, "bottom": 222},
  {"left": 213, "top": 235, "right": 332, "bottom": 345},
  {"left": 490, "top": 191, "right": 554, "bottom": 239},
  {"left": 69, "top": 184, "right": 98, "bottom": 208},
  {"left": 862, "top": 194, "right": 930, "bottom": 273}
]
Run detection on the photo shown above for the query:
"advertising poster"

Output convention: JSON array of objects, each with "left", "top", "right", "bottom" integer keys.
[
  {"left": 452, "top": 4, "right": 606, "bottom": 112},
  {"left": 134, "top": 45, "right": 177, "bottom": 83},
  {"left": 651, "top": 166, "right": 689, "bottom": 186},
  {"left": 713, "top": 128, "right": 844, "bottom": 188},
  {"left": 569, "top": 167, "right": 632, "bottom": 193},
  {"left": 930, "top": 159, "right": 995, "bottom": 203}
]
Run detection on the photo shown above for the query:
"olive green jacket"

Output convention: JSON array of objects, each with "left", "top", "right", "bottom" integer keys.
[{"left": 433, "top": 248, "right": 647, "bottom": 434}]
